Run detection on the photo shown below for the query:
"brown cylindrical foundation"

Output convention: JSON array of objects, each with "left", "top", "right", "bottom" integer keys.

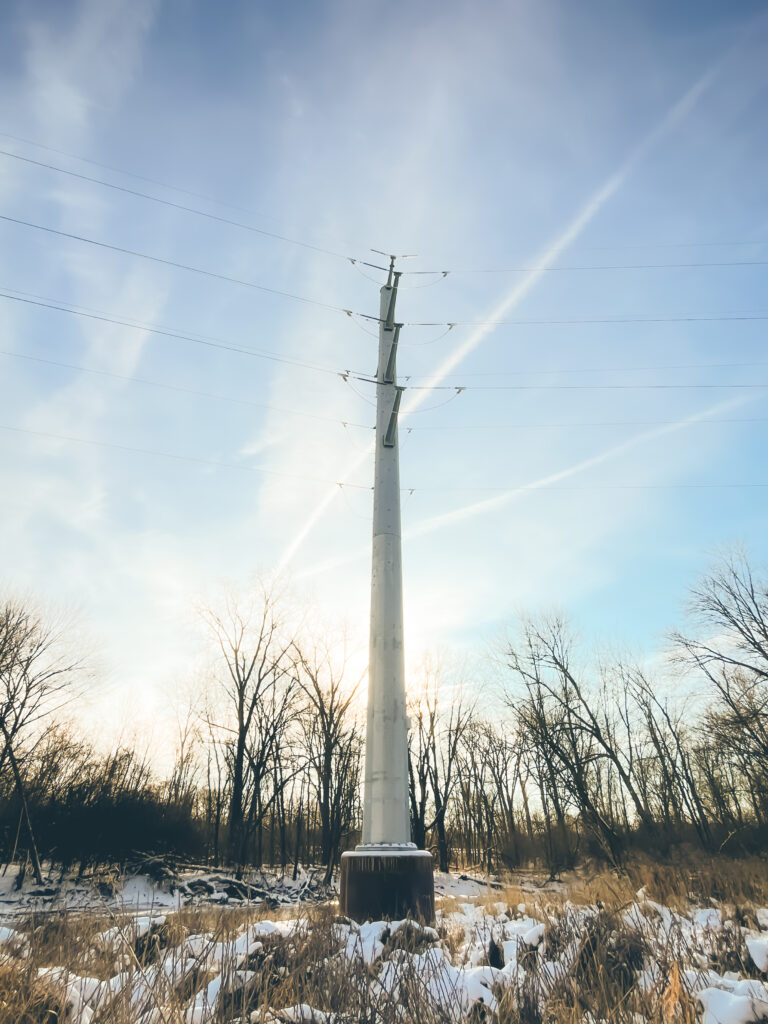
[{"left": 339, "top": 848, "right": 434, "bottom": 923}]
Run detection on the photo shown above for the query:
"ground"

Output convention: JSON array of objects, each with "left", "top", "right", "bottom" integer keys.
[{"left": 1, "top": 859, "right": 767, "bottom": 1023}]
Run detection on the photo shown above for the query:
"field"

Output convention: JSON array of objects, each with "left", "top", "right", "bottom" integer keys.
[{"left": 2, "top": 858, "right": 768, "bottom": 1023}]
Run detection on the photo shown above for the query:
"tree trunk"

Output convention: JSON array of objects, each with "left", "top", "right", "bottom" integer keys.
[
  {"left": 228, "top": 733, "right": 247, "bottom": 867},
  {"left": 435, "top": 805, "right": 449, "bottom": 873},
  {"left": 1, "top": 730, "right": 43, "bottom": 885},
  {"left": 293, "top": 800, "right": 303, "bottom": 882}
]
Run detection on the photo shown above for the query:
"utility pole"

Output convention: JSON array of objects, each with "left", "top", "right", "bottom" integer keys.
[{"left": 339, "top": 258, "right": 435, "bottom": 922}]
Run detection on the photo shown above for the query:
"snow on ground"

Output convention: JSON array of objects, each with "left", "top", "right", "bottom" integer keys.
[
  {"left": 0, "top": 861, "right": 562, "bottom": 920},
  {"left": 0, "top": 862, "right": 333, "bottom": 918},
  {"left": 2, "top": 870, "right": 768, "bottom": 1022},
  {"left": 433, "top": 868, "right": 566, "bottom": 900}
]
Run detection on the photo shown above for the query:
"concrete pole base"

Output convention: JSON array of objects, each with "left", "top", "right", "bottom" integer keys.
[{"left": 339, "top": 847, "right": 435, "bottom": 923}]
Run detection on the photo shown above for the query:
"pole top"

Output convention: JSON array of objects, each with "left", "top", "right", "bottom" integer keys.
[
  {"left": 370, "top": 249, "right": 417, "bottom": 288},
  {"left": 370, "top": 249, "right": 418, "bottom": 260}
]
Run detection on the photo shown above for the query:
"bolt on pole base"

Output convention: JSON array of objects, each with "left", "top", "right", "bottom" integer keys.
[{"left": 339, "top": 847, "right": 435, "bottom": 924}]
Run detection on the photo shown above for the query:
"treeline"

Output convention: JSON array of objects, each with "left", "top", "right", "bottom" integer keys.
[{"left": 2, "top": 553, "right": 768, "bottom": 880}]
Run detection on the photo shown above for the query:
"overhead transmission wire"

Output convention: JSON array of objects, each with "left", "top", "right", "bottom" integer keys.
[
  {"left": 9, "top": 337, "right": 768, "bottom": 433},
  {"left": 4, "top": 130, "right": 767, "bottom": 264},
  {"left": 2, "top": 143, "right": 766, "bottom": 491},
  {"left": 466, "top": 239, "right": 768, "bottom": 253},
  {"left": 398, "top": 311, "right": 768, "bottom": 328},
  {"left": 8, "top": 289, "right": 768, "bottom": 415},
  {"left": 394, "top": 242, "right": 768, "bottom": 272},
  {"left": 5, "top": 289, "right": 767, "bottom": 393},
  {"left": 4, "top": 135, "right": 767, "bottom": 338},
  {"left": 4, "top": 140, "right": 768, "bottom": 318},
  {"left": 404, "top": 359, "right": 768, "bottom": 380},
  {"left": 402, "top": 480, "right": 768, "bottom": 493},
  {"left": 340, "top": 374, "right": 466, "bottom": 413},
  {"left": 347, "top": 372, "right": 768, "bottom": 392},
  {"left": 0, "top": 130, "right": 284, "bottom": 218},
  {"left": 6, "top": 289, "right": 768, "bottom": 418},
  {"left": 398, "top": 257, "right": 768, "bottom": 276},
  {"left": 395, "top": 325, "right": 456, "bottom": 347},
  {"left": 0, "top": 135, "right": 379, "bottom": 263},
  {"left": 0, "top": 290, "right": 371, "bottom": 379},
  {"left": 407, "top": 417, "right": 768, "bottom": 431},
  {"left": 0, "top": 148, "right": 367, "bottom": 264},
  {"left": 0, "top": 348, "right": 373, "bottom": 430},
  {"left": 2, "top": 422, "right": 766, "bottom": 494},
  {"left": 3, "top": 326, "right": 767, "bottom": 492},
  {"left": 0, "top": 214, "right": 372, "bottom": 318},
  {"left": 0, "top": 423, "right": 375, "bottom": 489},
  {"left": 8, "top": 289, "right": 768, "bottom": 428},
  {"left": 4, "top": 215, "right": 767, "bottom": 336}
]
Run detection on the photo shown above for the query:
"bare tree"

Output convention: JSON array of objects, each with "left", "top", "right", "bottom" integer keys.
[
  {"left": 407, "top": 688, "right": 436, "bottom": 852},
  {"left": 166, "top": 698, "right": 202, "bottom": 815},
  {"left": 0, "top": 598, "right": 84, "bottom": 884},
  {"left": 293, "top": 638, "right": 362, "bottom": 883},
  {"left": 201, "top": 710, "right": 228, "bottom": 866},
  {"left": 506, "top": 618, "right": 658, "bottom": 855},
  {"left": 623, "top": 667, "right": 712, "bottom": 848},
  {"left": 672, "top": 552, "right": 768, "bottom": 829},
  {"left": 201, "top": 583, "right": 294, "bottom": 869},
  {"left": 408, "top": 658, "right": 474, "bottom": 873},
  {"left": 472, "top": 720, "right": 526, "bottom": 868},
  {"left": 672, "top": 550, "right": 768, "bottom": 685},
  {"left": 242, "top": 665, "right": 301, "bottom": 867}
]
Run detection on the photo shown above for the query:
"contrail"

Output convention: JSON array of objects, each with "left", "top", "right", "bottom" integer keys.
[
  {"left": 295, "top": 394, "right": 756, "bottom": 581},
  {"left": 275, "top": 446, "right": 371, "bottom": 574},
  {"left": 276, "top": 63, "right": 720, "bottom": 573},
  {"left": 399, "top": 64, "right": 717, "bottom": 417},
  {"left": 406, "top": 395, "right": 754, "bottom": 536}
]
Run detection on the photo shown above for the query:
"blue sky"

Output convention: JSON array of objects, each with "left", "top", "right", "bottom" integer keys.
[{"left": 1, "top": 0, "right": 767, "bottom": 739}]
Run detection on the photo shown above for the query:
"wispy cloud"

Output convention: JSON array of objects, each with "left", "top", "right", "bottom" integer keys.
[
  {"left": 276, "top": 61, "right": 722, "bottom": 572},
  {"left": 21, "top": 0, "right": 158, "bottom": 145},
  {"left": 294, "top": 394, "right": 754, "bottom": 582},
  {"left": 407, "top": 394, "right": 754, "bottom": 537}
]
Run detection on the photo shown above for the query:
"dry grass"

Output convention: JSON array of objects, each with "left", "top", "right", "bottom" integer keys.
[
  {"left": 14, "top": 910, "right": 123, "bottom": 980},
  {"left": 0, "top": 961, "right": 66, "bottom": 1023},
  {"left": 1, "top": 858, "right": 767, "bottom": 1023},
  {"left": 520, "top": 852, "right": 768, "bottom": 913},
  {"left": 170, "top": 898, "right": 297, "bottom": 937}
]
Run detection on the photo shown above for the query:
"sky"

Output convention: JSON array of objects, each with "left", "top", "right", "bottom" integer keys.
[{"left": 0, "top": 0, "right": 767, "bottom": 746}]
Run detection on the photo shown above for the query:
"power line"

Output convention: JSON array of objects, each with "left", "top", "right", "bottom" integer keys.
[
  {"left": 400, "top": 240, "right": 768, "bottom": 266},
  {"left": 0, "top": 130, "right": 365, "bottom": 249},
  {"left": 10, "top": 344, "right": 762, "bottom": 432},
  {"left": 407, "top": 417, "right": 768, "bottom": 431},
  {"left": 351, "top": 374, "right": 768, "bottom": 392},
  {"left": 0, "top": 131, "right": 251, "bottom": 208},
  {"left": 0, "top": 215, "right": 365, "bottom": 317},
  {"left": 4, "top": 131, "right": 765, "bottom": 265},
  {"left": 6, "top": 287, "right": 765, "bottom": 391},
  {"left": 0, "top": 148, "right": 359, "bottom": 264},
  {"left": 404, "top": 359, "right": 768, "bottom": 380},
  {"left": 402, "top": 312, "right": 768, "bottom": 328},
  {"left": 3, "top": 422, "right": 764, "bottom": 493},
  {"left": 0, "top": 348, "right": 373, "bottom": 429},
  {"left": 0, "top": 290, "right": 369, "bottom": 378},
  {"left": 405, "top": 481, "right": 768, "bottom": 493},
  {"left": 7, "top": 286, "right": 768, "bottom": 408},
  {"left": 403, "top": 258, "right": 768, "bottom": 276},
  {"left": 0, "top": 423, "right": 373, "bottom": 489}
]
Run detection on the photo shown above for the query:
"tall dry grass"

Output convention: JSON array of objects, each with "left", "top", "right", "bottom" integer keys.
[{"left": 1, "top": 857, "right": 767, "bottom": 1024}]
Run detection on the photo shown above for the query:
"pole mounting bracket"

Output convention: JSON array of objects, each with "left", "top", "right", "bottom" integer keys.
[
  {"left": 383, "top": 324, "right": 402, "bottom": 383},
  {"left": 383, "top": 386, "right": 404, "bottom": 447}
]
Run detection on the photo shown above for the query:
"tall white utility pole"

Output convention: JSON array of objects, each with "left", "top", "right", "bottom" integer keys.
[
  {"left": 364, "top": 261, "right": 408, "bottom": 844},
  {"left": 340, "top": 258, "right": 434, "bottom": 922}
]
